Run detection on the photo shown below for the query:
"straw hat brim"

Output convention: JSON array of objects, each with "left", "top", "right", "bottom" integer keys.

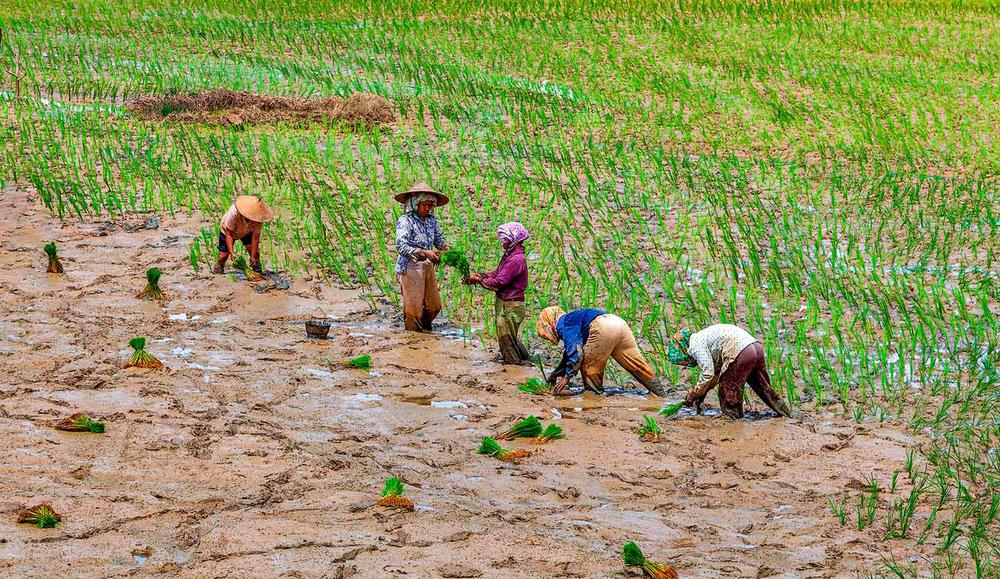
[
  {"left": 235, "top": 196, "right": 275, "bottom": 223},
  {"left": 394, "top": 182, "right": 449, "bottom": 207}
]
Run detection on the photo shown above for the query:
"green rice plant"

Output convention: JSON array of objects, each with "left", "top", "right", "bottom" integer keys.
[
  {"left": 658, "top": 402, "right": 684, "bottom": 419},
  {"left": 125, "top": 336, "right": 164, "bottom": 369},
  {"left": 232, "top": 255, "right": 263, "bottom": 282},
  {"left": 621, "top": 542, "right": 676, "bottom": 578},
  {"left": 477, "top": 436, "right": 530, "bottom": 463},
  {"left": 517, "top": 377, "right": 551, "bottom": 395},
  {"left": 829, "top": 498, "right": 847, "bottom": 526},
  {"left": 440, "top": 249, "right": 470, "bottom": 279},
  {"left": 340, "top": 354, "right": 372, "bottom": 370},
  {"left": 44, "top": 242, "right": 63, "bottom": 273},
  {"left": 635, "top": 415, "right": 661, "bottom": 442},
  {"left": 54, "top": 412, "right": 105, "bottom": 433},
  {"left": 374, "top": 476, "right": 413, "bottom": 511},
  {"left": 495, "top": 416, "right": 542, "bottom": 440},
  {"left": 533, "top": 423, "right": 564, "bottom": 444},
  {"left": 136, "top": 267, "right": 165, "bottom": 300},
  {"left": 17, "top": 504, "right": 60, "bottom": 529}
]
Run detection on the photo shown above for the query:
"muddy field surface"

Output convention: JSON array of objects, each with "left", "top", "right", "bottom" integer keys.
[{"left": 1, "top": 185, "right": 920, "bottom": 578}]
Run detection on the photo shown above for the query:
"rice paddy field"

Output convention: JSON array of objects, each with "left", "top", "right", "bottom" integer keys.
[{"left": 0, "top": 0, "right": 997, "bottom": 577}]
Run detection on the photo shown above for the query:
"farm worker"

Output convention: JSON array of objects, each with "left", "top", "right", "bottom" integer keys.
[
  {"left": 536, "top": 306, "right": 666, "bottom": 396},
  {"left": 394, "top": 182, "right": 450, "bottom": 332},
  {"left": 668, "top": 324, "right": 793, "bottom": 419},
  {"left": 213, "top": 195, "right": 274, "bottom": 274},
  {"left": 468, "top": 222, "right": 531, "bottom": 365}
]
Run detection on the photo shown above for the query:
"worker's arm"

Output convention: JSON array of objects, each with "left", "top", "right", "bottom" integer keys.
[
  {"left": 248, "top": 228, "right": 262, "bottom": 271},
  {"left": 433, "top": 219, "right": 447, "bottom": 251},
  {"left": 480, "top": 257, "right": 523, "bottom": 291},
  {"left": 684, "top": 337, "right": 718, "bottom": 406},
  {"left": 224, "top": 230, "right": 236, "bottom": 256}
]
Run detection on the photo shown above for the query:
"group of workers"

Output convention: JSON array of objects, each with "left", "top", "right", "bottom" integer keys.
[{"left": 212, "top": 183, "right": 792, "bottom": 419}]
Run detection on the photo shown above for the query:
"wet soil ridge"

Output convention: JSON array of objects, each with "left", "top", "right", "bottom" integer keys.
[{"left": 129, "top": 90, "right": 397, "bottom": 127}]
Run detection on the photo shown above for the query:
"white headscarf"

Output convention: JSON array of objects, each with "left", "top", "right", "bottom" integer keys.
[{"left": 404, "top": 193, "right": 437, "bottom": 215}]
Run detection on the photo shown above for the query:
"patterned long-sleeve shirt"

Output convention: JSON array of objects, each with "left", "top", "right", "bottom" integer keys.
[
  {"left": 687, "top": 324, "right": 758, "bottom": 396},
  {"left": 395, "top": 213, "right": 447, "bottom": 275}
]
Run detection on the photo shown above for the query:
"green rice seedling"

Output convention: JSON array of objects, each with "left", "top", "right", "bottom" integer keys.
[
  {"left": 17, "top": 504, "right": 61, "bottom": 529},
  {"left": 635, "top": 415, "right": 661, "bottom": 442},
  {"left": 517, "top": 377, "right": 551, "bottom": 395},
  {"left": 621, "top": 542, "right": 677, "bottom": 578},
  {"left": 658, "top": 402, "right": 684, "bottom": 419},
  {"left": 44, "top": 242, "right": 63, "bottom": 273},
  {"left": 477, "top": 436, "right": 530, "bottom": 463},
  {"left": 341, "top": 354, "right": 372, "bottom": 370},
  {"left": 533, "top": 423, "right": 564, "bottom": 444},
  {"left": 125, "top": 337, "right": 164, "bottom": 369},
  {"left": 232, "top": 255, "right": 263, "bottom": 282},
  {"left": 829, "top": 498, "right": 847, "bottom": 526},
  {"left": 374, "top": 476, "right": 414, "bottom": 511},
  {"left": 136, "top": 267, "right": 165, "bottom": 300},
  {"left": 54, "top": 412, "right": 105, "bottom": 433},
  {"left": 440, "top": 249, "right": 470, "bottom": 280},
  {"left": 495, "top": 415, "right": 542, "bottom": 440}
]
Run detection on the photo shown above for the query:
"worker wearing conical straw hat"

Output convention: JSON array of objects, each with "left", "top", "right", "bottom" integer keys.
[
  {"left": 394, "top": 182, "right": 450, "bottom": 332},
  {"left": 213, "top": 195, "right": 274, "bottom": 274},
  {"left": 667, "top": 324, "right": 792, "bottom": 419},
  {"left": 467, "top": 222, "right": 531, "bottom": 365},
  {"left": 536, "top": 306, "right": 665, "bottom": 396}
]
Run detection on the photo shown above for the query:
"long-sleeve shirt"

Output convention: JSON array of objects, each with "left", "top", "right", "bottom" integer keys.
[
  {"left": 687, "top": 324, "right": 758, "bottom": 399},
  {"left": 480, "top": 245, "right": 528, "bottom": 301},
  {"left": 220, "top": 204, "right": 262, "bottom": 239},
  {"left": 549, "top": 308, "right": 606, "bottom": 380},
  {"left": 395, "top": 213, "right": 447, "bottom": 275}
]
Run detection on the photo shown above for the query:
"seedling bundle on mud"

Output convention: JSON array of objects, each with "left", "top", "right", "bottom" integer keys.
[
  {"left": 17, "top": 504, "right": 61, "bottom": 529},
  {"left": 44, "top": 242, "right": 63, "bottom": 273},
  {"left": 125, "top": 337, "right": 164, "bottom": 369},
  {"left": 55, "top": 412, "right": 105, "bottom": 433},
  {"left": 477, "top": 436, "right": 531, "bottom": 463},
  {"left": 341, "top": 354, "right": 372, "bottom": 370},
  {"left": 517, "top": 377, "right": 551, "bottom": 395},
  {"left": 658, "top": 402, "right": 684, "bottom": 419},
  {"left": 137, "top": 267, "right": 165, "bottom": 300},
  {"left": 534, "top": 423, "right": 564, "bottom": 444},
  {"left": 635, "top": 416, "right": 661, "bottom": 442},
  {"left": 622, "top": 542, "right": 677, "bottom": 579},
  {"left": 495, "top": 415, "right": 542, "bottom": 440},
  {"left": 373, "top": 477, "right": 414, "bottom": 511},
  {"left": 233, "top": 256, "right": 263, "bottom": 281}
]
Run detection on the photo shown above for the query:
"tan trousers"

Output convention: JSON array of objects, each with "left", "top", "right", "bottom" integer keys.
[
  {"left": 581, "top": 314, "right": 655, "bottom": 392},
  {"left": 398, "top": 260, "right": 441, "bottom": 332}
]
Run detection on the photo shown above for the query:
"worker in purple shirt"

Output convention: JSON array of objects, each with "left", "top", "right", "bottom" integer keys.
[
  {"left": 468, "top": 222, "right": 531, "bottom": 365},
  {"left": 536, "top": 306, "right": 665, "bottom": 396}
]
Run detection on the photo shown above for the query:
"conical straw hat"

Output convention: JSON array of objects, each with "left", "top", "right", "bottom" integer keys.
[
  {"left": 393, "top": 182, "right": 449, "bottom": 207},
  {"left": 235, "top": 196, "right": 275, "bottom": 223}
]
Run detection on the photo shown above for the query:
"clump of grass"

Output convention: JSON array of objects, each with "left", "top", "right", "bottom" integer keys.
[
  {"left": 17, "top": 504, "right": 61, "bottom": 529},
  {"left": 440, "top": 249, "right": 470, "bottom": 279},
  {"left": 54, "top": 412, "right": 105, "bottom": 433},
  {"left": 374, "top": 476, "right": 414, "bottom": 511},
  {"left": 658, "top": 402, "right": 684, "bottom": 419},
  {"left": 342, "top": 354, "right": 372, "bottom": 370},
  {"left": 534, "top": 423, "right": 564, "bottom": 444},
  {"left": 233, "top": 255, "right": 263, "bottom": 281},
  {"left": 622, "top": 542, "right": 677, "bottom": 578},
  {"left": 635, "top": 415, "right": 661, "bottom": 442},
  {"left": 478, "top": 436, "right": 531, "bottom": 463},
  {"left": 518, "top": 377, "right": 551, "bottom": 395},
  {"left": 44, "top": 242, "right": 64, "bottom": 274},
  {"left": 136, "top": 267, "right": 165, "bottom": 300},
  {"left": 495, "top": 415, "right": 542, "bottom": 440},
  {"left": 125, "top": 336, "right": 164, "bottom": 369}
]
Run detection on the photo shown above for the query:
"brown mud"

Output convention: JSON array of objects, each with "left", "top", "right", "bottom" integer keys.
[
  {"left": 129, "top": 89, "right": 397, "bottom": 127},
  {"left": 1, "top": 184, "right": 927, "bottom": 577}
]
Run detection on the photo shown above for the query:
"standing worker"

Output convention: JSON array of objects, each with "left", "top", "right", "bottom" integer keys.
[
  {"left": 468, "top": 222, "right": 531, "bottom": 365},
  {"left": 394, "top": 182, "right": 450, "bottom": 332},
  {"left": 213, "top": 195, "right": 274, "bottom": 274},
  {"left": 536, "top": 306, "right": 665, "bottom": 396},
  {"left": 668, "top": 324, "right": 792, "bottom": 418}
]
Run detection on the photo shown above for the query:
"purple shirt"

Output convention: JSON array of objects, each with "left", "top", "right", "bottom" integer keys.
[{"left": 481, "top": 245, "right": 528, "bottom": 301}]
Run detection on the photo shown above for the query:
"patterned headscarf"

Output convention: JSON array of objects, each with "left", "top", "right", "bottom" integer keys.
[
  {"left": 536, "top": 306, "right": 565, "bottom": 344},
  {"left": 496, "top": 222, "right": 530, "bottom": 247},
  {"left": 668, "top": 329, "right": 697, "bottom": 366},
  {"left": 404, "top": 193, "right": 437, "bottom": 215}
]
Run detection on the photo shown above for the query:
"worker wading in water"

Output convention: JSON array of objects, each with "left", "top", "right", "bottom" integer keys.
[
  {"left": 668, "top": 324, "right": 793, "bottom": 419},
  {"left": 394, "top": 183, "right": 450, "bottom": 332},
  {"left": 213, "top": 196, "right": 274, "bottom": 274},
  {"left": 468, "top": 222, "right": 531, "bottom": 365},
  {"left": 536, "top": 306, "right": 665, "bottom": 396}
]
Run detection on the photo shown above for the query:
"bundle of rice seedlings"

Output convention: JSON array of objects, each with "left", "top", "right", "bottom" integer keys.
[
  {"left": 495, "top": 415, "right": 542, "bottom": 440},
  {"left": 477, "top": 436, "right": 531, "bottom": 463},
  {"left": 136, "top": 267, "right": 165, "bottom": 300},
  {"left": 517, "top": 377, "right": 551, "bottom": 395},
  {"left": 622, "top": 542, "right": 677, "bottom": 579},
  {"left": 233, "top": 255, "right": 263, "bottom": 281},
  {"left": 440, "top": 249, "right": 470, "bottom": 279},
  {"left": 533, "top": 423, "right": 564, "bottom": 444},
  {"left": 125, "top": 337, "right": 164, "bottom": 369},
  {"left": 658, "top": 402, "right": 684, "bottom": 419},
  {"left": 374, "top": 477, "right": 414, "bottom": 511},
  {"left": 17, "top": 504, "right": 61, "bottom": 529},
  {"left": 54, "top": 412, "right": 105, "bottom": 433},
  {"left": 341, "top": 354, "right": 372, "bottom": 370},
  {"left": 44, "top": 242, "right": 64, "bottom": 274},
  {"left": 635, "top": 415, "right": 662, "bottom": 442}
]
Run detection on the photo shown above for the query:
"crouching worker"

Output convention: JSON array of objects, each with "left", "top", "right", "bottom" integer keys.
[
  {"left": 468, "top": 222, "right": 530, "bottom": 365},
  {"left": 668, "top": 324, "right": 792, "bottom": 419},
  {"left": 536, "top": 306, "right": 665, "bottom": 396},
  {"left": 213, "top": 196, "right": 274, "bottom": 274},
  {"left": 394, "top": 182, "right": 450, "bottom": 332}
]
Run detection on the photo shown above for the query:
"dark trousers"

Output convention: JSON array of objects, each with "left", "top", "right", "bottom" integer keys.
[{"left": 718, "top": 342, "right": 792, "bottom": 418}]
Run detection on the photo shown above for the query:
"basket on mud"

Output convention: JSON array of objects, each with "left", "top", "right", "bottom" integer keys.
[{"left": 305, "top": 319, "right": 331, "bottom": 339}]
